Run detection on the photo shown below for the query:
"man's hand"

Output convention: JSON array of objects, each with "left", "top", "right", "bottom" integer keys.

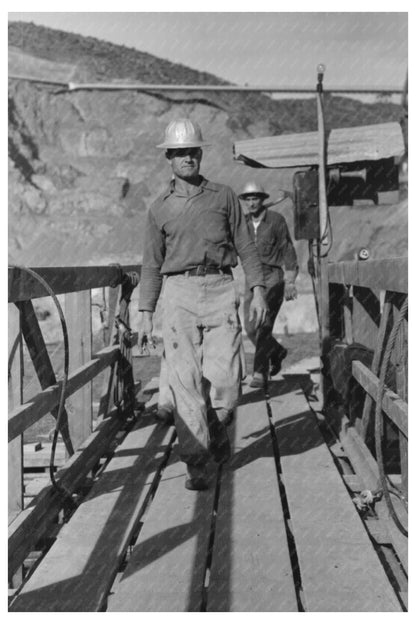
[
  {"left": 284, "top": 282, "right": 297, "bottom": 301},
  {"left": 138, "top": 311, "right": 156, "bottom": 354},
  {"left": 249, "top": 286, "right": 268, "bottom": 330}
]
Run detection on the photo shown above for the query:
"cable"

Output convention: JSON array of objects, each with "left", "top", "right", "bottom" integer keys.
[
  {"left": 374, "top": 296, "right": 408, "bottom": 536},
  {"left": 9, "top": 265, "right": 75, "bottom": 504}
]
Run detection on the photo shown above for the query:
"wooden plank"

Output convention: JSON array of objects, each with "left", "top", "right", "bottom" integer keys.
[
  {"left": 352, "top": 286, "right": 381, "bottom": 353},
  {"left": 8, "top": 304, "right": 23, "bottom": 525},
  {"left": 8, "top": 265, "right": 141, "bottom": 302},
  {"left": 234, "top": 122, "right": 404, "bottom": 168},
  {"left": 269, "top": 386, "right": 401, "bottom": 611},
  {"left": 207, "top": 387, "right": 298, "bottom": 612},
  {"left": 328, "top": 258, "right": 407, "bottom": 294},
  {"left": 108, "top": 446, "right": 217, "bottom": 612},
  {"left": 65, "top": 291, "right": 92, "bottom": 451},
  {"left": 9, "top": 416, "right": 175, "bottom": 612},
  {"left": 352, "top": 361, "right": 407, "bottom": 437},
  {"left": 9, "top": 345, "right": 119, "bottom": 442},
  {"left": 9, "top": 406, "right": 126, "bottom": 576},
  {"left": 23, "top": 443, "right": 66, "bottom": 469}
]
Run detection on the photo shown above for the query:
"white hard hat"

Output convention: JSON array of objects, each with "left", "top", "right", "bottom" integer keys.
[
  {"left": 156, "top": 118, "right": 211, "bottom": 149},
  {"left": 238, "top": 181, "right": 269, "bottom": 199}
]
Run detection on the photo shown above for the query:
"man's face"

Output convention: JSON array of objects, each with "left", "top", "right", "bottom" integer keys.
[
  {"left": 243, "top": 194, "right": 265, "bottom": 217},
  {"left": 167, "top": 147, "right": 202, "bottom": 181}
]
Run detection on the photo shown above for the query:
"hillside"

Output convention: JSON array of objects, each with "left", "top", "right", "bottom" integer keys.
[{"left": 8, "top": 21, "right": 407, "bottom": 333}]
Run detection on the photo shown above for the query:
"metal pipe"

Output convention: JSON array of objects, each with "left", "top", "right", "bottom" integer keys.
[
  {"left": 316, "top": 65, "right": 328, "bottom": 246},
  {"left": 8, "top": 73, "right": 404, "bottom": 94}
]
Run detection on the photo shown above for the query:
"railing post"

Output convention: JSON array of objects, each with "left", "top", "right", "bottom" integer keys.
[
  {"left": 392, "top": 294, "right": 408, "bottom": 497},
  {"left": 351, "top": 286, "right": 381, "bottom": 351},
  {"left": 8, "top": 304, "right": 23, "bottom": 588},
  {"left": 8, "top": 304, "right": 23, "bottom": 521},
  {"left": 64, "top": 290, "right": 93, "bottom": 452}
]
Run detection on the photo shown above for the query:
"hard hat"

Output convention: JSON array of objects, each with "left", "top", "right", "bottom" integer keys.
[
  {"left": 156, "top": 118, "right": 211, "bottom": 149},
  {"left": 238, "top": 181, "right": 269, "bottom": 199}
]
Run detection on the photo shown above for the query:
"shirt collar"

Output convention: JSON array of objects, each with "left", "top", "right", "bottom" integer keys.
[
  {"left": 162, "top": 176, "right": 218, "bottom": 200},
  {"left": 249, "top": 207, "right": 267, "bottom": 223}
]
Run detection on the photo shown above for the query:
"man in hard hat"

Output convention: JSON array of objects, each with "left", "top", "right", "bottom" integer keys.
[
  {"left": 138, "top": 119, "right": 267, "bottom": 491},
  {"left": 239, "top": 181, "right": 298, "bottom": 388}
]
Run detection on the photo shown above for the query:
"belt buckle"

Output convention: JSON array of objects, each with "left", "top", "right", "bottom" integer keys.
[{"left": 196, "top": 265, "right": 207, "bottom": 276}]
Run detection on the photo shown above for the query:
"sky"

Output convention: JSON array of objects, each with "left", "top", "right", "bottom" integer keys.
[{"left": 8, "top": 9, "right": 408, "bottom": 96}]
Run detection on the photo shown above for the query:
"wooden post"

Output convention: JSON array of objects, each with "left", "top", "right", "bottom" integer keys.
[
  {"left": 8, "top": 304, "right": 23, "bottom": 588},
  {"left": 8, "top": 304, "right": 23, "bottom": 522},
  {"left": 97, "top": 285, "right": 120, "bottom": 421},
  {"left": 392, "top": 294, "right": 408, "bottom": 497},
  {"left": 65, "top": 290, "right": 92, "bottom": 452},
  {"left": 328, "top": 283, "right": 344, "bottom": 340},
  {"left": 361, "top": 294, "right": 393, "bottom": 442},
  {"left": 351, "top": 286, "right": 381, "bottom": 351},
  {"left": 316, "top": 65, "right": 331, "bottom": 404},
  {"left": 343, "top": 286, "right": 353, "bottom": 345},
  {"left": 15, "top": 300, "right": 74, "bottom": 455}
]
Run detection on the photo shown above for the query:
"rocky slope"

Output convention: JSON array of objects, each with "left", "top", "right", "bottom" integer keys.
[{"left": 8, "top": 22, "right": 407, "bottom": 333}]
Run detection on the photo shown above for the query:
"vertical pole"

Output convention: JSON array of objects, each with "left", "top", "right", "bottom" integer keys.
[
  {"left": 65, "top": 290, "right": 92, "bottom": 452},
  {"left": 316, "top": 64, "right": 331, "bottom": 403},
  {"left": 8, "top": 304, "right": 23, "bottom": 522},
  {"left": 8, "top": 304, "right": 23, "bottom": 588}
]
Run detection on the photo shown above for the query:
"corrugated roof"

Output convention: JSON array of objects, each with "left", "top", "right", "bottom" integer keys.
[{"left": 233, "top": 122, "right": 405, "bottom": 169}]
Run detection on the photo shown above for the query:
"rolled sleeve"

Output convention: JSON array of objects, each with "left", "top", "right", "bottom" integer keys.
[
  {"left": 139, "top": 208, "right": 165, "bottom": 311},
  {"left": 281, "top": 221, "right": 298, "bottom": 273}
]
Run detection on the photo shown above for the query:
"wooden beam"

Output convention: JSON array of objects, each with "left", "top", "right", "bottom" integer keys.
[
  {"left": 8, "top": 406, "right": 128, "bottom": 577},
  {"left": 234, "top": 122, "right": 404, "bottom": 168},
  {"left": 270, "top": 387, "right": 401, "bottom": 611},
  {"left": 339, "top": 418, "right": 408, "bottom": 573},
  {"left": 352, "top": 286, "right": 381, "bottom": 353},
  {"left": 65, "top": 291, "right": 92, "bottom": 452},
  {"left": 328, "top": 258, "right": 407, "bottom": 294},
  {"left": 8, "top": 265, "right": 141, "bottom": 302},
  {"left": 97, "top": 286, "right": 120, "bottom": 420},
  {"left": 10, "top": 417, "right": 175, "bottom": 612},
  {"left": 15, "top": 300, "right": 74, "bottom": 456},
  {"left": 351, "top": 361, "right": 407, "bottom": 437},
  {"left": 361, "top": 295, "right": 393, "bottom": 440},
  {"left": 391, "top": 295, "right": 408, "bottom": 496},
  {"left": 8, "top": 305, "right": 23, "bottom": 525},
  {"left": 8, "top": 346, "right": 120, "bottom": 442}
]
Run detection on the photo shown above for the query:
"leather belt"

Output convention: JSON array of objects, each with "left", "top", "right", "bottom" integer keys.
[{"left": 171, "top": 266, "right": 232, "bottom": 277}]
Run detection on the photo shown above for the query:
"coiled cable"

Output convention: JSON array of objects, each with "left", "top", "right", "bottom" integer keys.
[
  {"left": 374, "top": 296, "right": 408, "bottom": 536},
  {"left": 9, "top": 265, "right": 75, "bottom": 504}
]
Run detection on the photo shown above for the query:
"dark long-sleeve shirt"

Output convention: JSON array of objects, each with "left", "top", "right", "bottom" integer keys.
[
  {"left": 246, "top": 209, "right": 298, "bottom": 277},
  {"left": 139, "top": 177, "right": 265, "bottom": 311}
]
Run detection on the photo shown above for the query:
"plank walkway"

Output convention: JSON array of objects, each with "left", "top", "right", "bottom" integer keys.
[{"left": 10, "top": 363, "right": 403, "bottom": 612}]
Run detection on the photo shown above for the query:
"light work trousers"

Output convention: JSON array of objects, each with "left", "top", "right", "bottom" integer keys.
[{"left": 161, "top": 273, "right": 244, "bottom": 466}]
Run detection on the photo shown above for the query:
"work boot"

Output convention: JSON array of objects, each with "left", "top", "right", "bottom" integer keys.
[
  {"left": 209, "top": 420, "right": 231, "bottom": 464},
  {"left": 223, "top": 408, "right": 235, "bottom": 427},
  {"left": 249, "top": 373, "right": 266, "bottom": 388},
  {"left": 185, "top": 464, "right": 209, "bottom": 491},
  {"left": 155, "top": 405, "right": 175, "bottom": 426},
  {"left": 270, "top": 347, "right": 288, "bottom": 377}
]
